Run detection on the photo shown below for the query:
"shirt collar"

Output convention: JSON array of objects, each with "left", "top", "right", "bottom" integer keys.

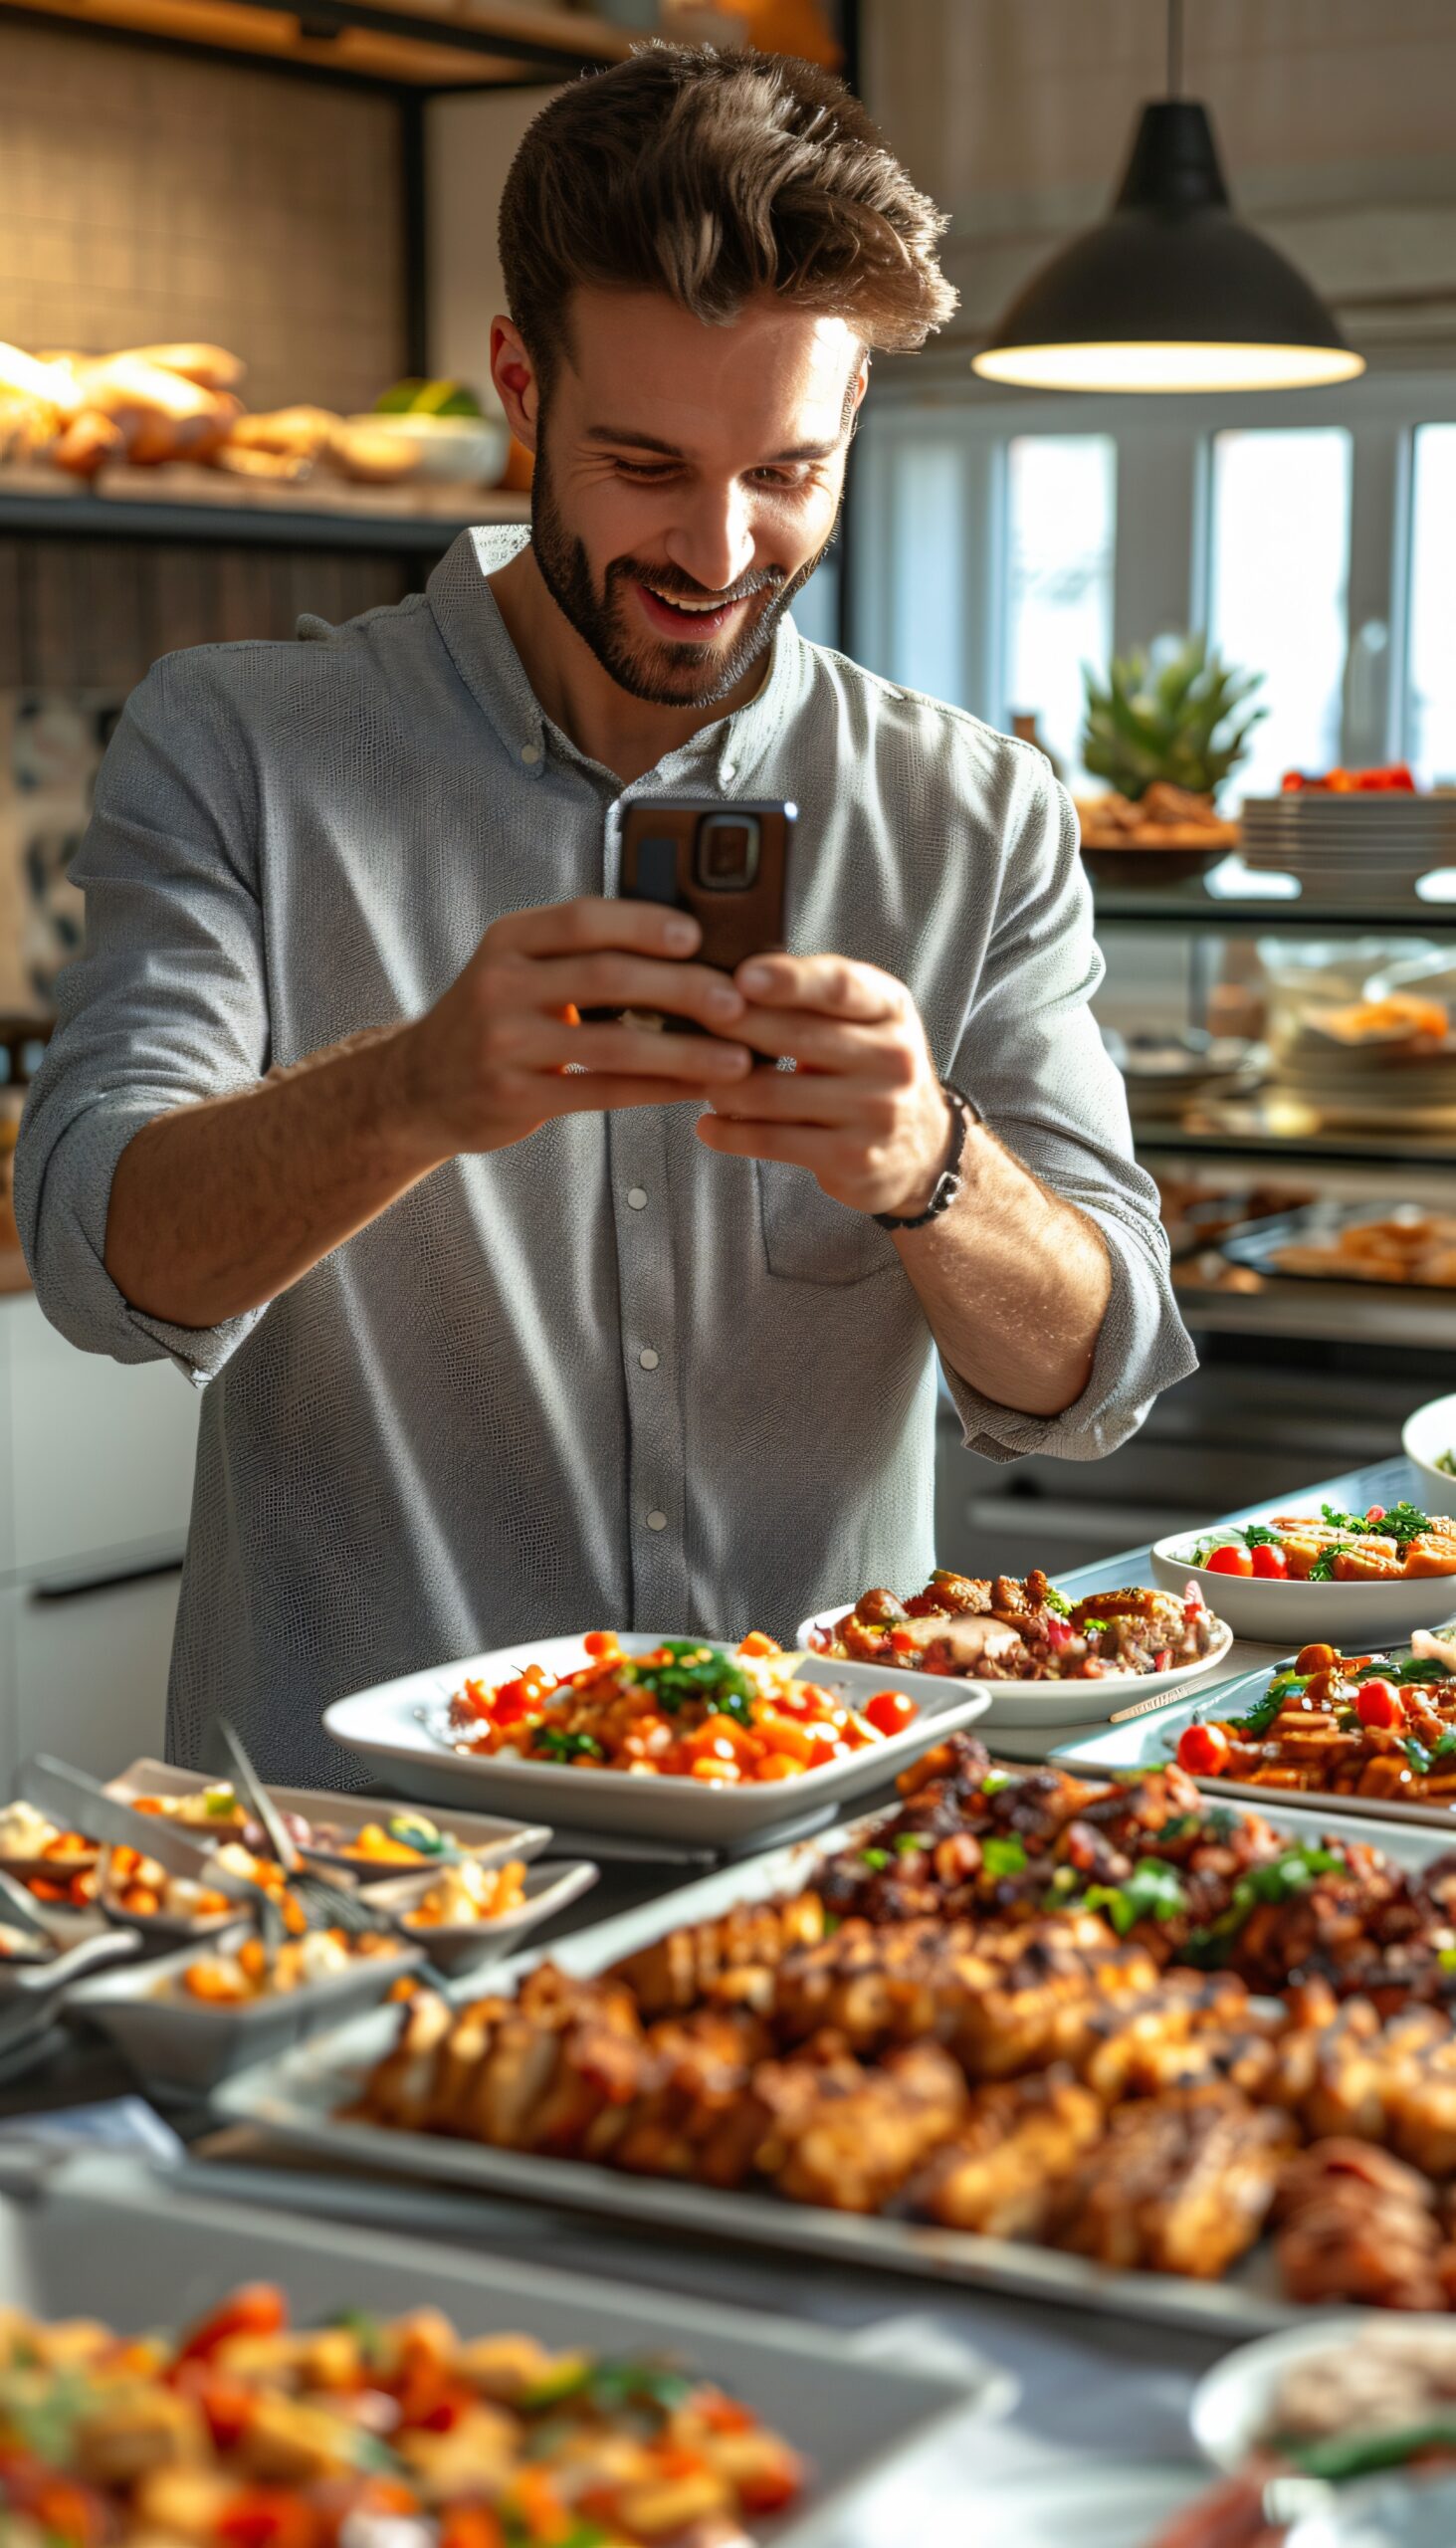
[{"left": 426, "top": 525, "right": 807, "bottom": 794}]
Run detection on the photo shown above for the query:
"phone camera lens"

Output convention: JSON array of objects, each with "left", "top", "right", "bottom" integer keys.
[{"left": 696, "top": 813, "right": 760, "bottom": 891}]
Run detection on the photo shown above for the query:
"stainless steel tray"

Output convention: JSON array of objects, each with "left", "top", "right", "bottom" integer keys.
[
  {"left": 1049, "top": 1660, "right": 1456, "bottom": 1834},
  {"left": 215, "top": 1795, "right": 1454, "bottom": 2338},
  {"left": 0, "top": 2149, "right": 1006, "bottom": 2548}
]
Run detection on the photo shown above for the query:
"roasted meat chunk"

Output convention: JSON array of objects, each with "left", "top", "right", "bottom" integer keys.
[
  {"left": 1054, "top": 2088, "right": 1296, "bottom": 2279},
  {"left": 751, "top": 2040, "right": 967, "bottom": 2213},
  {"left": 916, "top": 2068, "right": 1106, "bottom": 2239}
]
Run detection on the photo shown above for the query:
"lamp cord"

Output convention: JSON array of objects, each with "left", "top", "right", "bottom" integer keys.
[{"left": 1165, "top": 0, "right": 1183, "bottom": 97}]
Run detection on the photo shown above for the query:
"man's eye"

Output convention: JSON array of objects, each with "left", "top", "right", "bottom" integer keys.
[
  {"left": 749, "top": 468, "right": 812, "bottom": 492},
  {"left": 615, "top": 460, "right": 678, "bottom": 483}
]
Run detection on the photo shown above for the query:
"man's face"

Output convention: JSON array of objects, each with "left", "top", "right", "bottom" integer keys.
[{"left": 516, "top": 291, "right": 865, "bottom": 709}]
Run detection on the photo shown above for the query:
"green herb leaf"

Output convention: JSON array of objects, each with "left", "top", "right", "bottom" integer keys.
[
  {"left": 980, "top": 1770, "right": 1013, "bottom": 1794},
  {"left": 1043, "top": 1587, "right": 1071, "bottom": 1617},
  {"left": 1078, "top": 1858, "right": 1188, "bottom": 1936},
  {"left": 1234, "top": 1674, "right": 1307, "bottom": 1738},
  {"left": 534, "top": 1729, "right": 605, "bottom": 1764},
  {"left": 628, "top": 1641, "right": 756, "bottom": 1726},
  {"left": 860, "top": 1847, "right": 890, "bottom": 1871},
  {"left": 981, "top": 1835, "right": 1028, "bottom": 1878},
  {"left": 895, "top": 1832, "right": 936, "bottom": 1854}
]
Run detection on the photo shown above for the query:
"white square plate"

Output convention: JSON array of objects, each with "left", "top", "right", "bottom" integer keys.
[{"left": 322, "top": 1631, "right": 990, "bottom": 1845}]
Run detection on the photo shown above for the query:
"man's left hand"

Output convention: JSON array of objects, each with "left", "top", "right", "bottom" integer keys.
[{"left": 693, "top": 953, "right": 953, "bottom": 1220}]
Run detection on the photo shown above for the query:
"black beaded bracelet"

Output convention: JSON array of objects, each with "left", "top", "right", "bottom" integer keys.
[{"left": 873, "top": 1082, "right": 979, "bottom": 1230}]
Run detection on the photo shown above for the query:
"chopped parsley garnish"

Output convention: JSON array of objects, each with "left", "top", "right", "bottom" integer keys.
[
  {"left": 534, "top": 1729, "right": 606, "bottom": 1764},
  {"left": 981, "top": 1835, "right": 1028, "bottom": 1878},
  {"left": 1234, "top": 1673, "right": 1307, "bottom": 1738},
  {"left": 628, "top": 1641, "right": 756, "bottom": 1724},
  {"left": 1078, "top": 1857, "right": 1188, "bottom": 1937},
  {"left": 1184, "top": 1843, "right": 1347, "bottom": 1963},
  {"left": 1401, "top": 1729, "right": 1456, "bottom": 1777}
]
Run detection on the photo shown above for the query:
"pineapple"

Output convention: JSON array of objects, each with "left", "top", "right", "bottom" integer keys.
[{"left": 1081, "top": 633, "right": 1265, "bottom": 804}]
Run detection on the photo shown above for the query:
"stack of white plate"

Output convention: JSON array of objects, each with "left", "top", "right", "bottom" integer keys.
[{"left": 1240, "top": 793, "right": 1456, "bottom": 902}]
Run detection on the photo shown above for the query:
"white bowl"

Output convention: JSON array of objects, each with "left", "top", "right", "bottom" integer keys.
[
  {"left": 1190, "top": 2315, "right": 1442, "bottom": 2476},
  {"left": 1151, "top": 1521, "right": 1456, "bottom": 1644},
  {"left": 346, "top": 413, "right": 509, "bottom": 486},
  {"left": 323, "top": 1630, "right": 990, "bottom": 1845},
  {"left": 795, "top": 1604, "right": 1234, "bottom": 1728},
  {"left": 1403, "top": 1393, "right": 1456, "bottom": 1508},
  {"left": 359, "top": 1857, "right": 598, "bottom": 1979}
]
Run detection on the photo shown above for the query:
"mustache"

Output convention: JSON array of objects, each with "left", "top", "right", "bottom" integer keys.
[{"left": 607, "top": 558, "right": 786, "bottom": 608}]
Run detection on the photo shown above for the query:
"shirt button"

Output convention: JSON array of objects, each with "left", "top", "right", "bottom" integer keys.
[
  {"left": 520, "top": 743, "right": 541, "bottom": 765},
  {"left": 638, "top": 1348, "right": 660, "bottom": 1370},
  {"left": 626, "top": 1187, "right": 648, "bottom": 1209},
  {"left": 646, "top": 1510, "right": 668, "bottom": 1532}
]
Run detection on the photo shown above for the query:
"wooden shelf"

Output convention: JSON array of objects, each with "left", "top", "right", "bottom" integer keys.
[
  {"left": 0, "top": 0, "right": 634, "bottom": 86},
  {"left": 0, "top": 469, "right": 531, "bottom": 548}
]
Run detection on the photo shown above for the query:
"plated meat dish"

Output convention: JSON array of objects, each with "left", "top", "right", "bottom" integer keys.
[
  {"left": 353, "top": 1733, "right": 1456, "bottom": 2310},
  {"left": 1192, "top": 1500, "right": 1456, "bottom": 1584},
  {"left": 1173, "top": 1634, "right": 1456, "bottom": 1807},
  {"left": 446, "top": 1634, "right": 915, "bottom": 1784},
  {"left": 0, "top": 2278, "right": 802, "bottom": 2548},
  {"left": 1274, "top": 1206, "right": 1456, "bottom": 1289},
  {"left": 809, "top": 1570, "right": 1220, "bottom": 1681}
]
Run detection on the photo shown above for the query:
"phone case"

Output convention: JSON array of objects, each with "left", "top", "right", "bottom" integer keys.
[{"left": 584, "top": 800, "right": 794, "bottom": 1030}]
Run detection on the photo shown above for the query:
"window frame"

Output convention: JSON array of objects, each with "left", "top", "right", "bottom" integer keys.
[{"left": 849, "top": 369, "right": 1456, "bottom": 771}]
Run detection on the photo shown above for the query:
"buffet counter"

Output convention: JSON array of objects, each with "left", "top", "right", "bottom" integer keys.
[{"left": 0, "top": 1446, "right": 1435, "bottom": 2543}]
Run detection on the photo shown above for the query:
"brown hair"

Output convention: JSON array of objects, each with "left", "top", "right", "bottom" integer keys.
[{"left": 498, "top": 44, "right": 956, "bottom": 383}]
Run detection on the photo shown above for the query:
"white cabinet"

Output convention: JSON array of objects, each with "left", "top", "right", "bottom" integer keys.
[
  {"left": 3, "top": 1294, "right": 200, "bottom": 1586},
  {"left": 0, "top": 1566, "right": 182, "bottom": 1792},
  {"left": 0, "top": 1295, "right": 200, "bottom": 1788}
]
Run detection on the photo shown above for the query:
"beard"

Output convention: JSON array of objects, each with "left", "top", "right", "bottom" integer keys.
[{"left": 528, "top": 440, "right": 837, "bottom": 709}]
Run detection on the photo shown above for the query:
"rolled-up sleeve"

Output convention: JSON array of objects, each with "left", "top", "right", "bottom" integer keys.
[
  {"left": 940, "top": 742, "right": 1197, "bottom": 1462},
  {"left": 15, "top": 652, "right": 270, "bottom": 1383}
]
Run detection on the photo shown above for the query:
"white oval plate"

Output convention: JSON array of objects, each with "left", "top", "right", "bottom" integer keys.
[
  {"left": 322, "top": 1631, "right": 990, "bottom": 1845},
  {"left": 1190, "top": 2314, "right": 1438, "bottom": 2476},
  {"left": 1403, "top": 1393, "right": 1456, "bottom": 1510},
  {"left": 795, "top": 1604, "right": 1234, "bottom": 1727},
  {"left": 1151, "top": 1519, "right": 1456, "bottom": 1644},
  {"left": 973, "top": 2460, "right": 1210, "bottom": 2548}
]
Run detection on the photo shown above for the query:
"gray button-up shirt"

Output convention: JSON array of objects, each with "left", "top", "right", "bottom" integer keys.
[{"left": 16, "top": 527, "right": 1195, "bottom": 1785}]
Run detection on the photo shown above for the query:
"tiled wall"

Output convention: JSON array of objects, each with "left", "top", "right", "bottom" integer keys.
[
  {"left": 0, "top": 24, "right": 406, "bottom": 414},
  {"left": 0, "top": 540, "right": 416, "bottom": 1010}
]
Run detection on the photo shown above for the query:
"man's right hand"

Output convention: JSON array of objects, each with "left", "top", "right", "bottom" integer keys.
[{"left": 402, "top": 896, "right": 752, "bottom": 1160}]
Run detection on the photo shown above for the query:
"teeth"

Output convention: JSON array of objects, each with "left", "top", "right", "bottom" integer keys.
[{"left": 647, "top": 587, "right": 733, "bottom": 614}]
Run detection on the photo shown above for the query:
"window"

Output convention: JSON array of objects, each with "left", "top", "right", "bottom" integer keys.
[
  {"left": 1206, "top": 428, "right": 1352, "bottom": 797},
  {"left": 1003, "top": 434, "right": 1116, "bottom": 787},
  {"left": 1407, "top": 425, "right": 1456, "bottom": 785}
]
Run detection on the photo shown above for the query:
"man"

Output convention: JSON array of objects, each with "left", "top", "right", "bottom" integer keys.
[{"left": 18, "top": 45, "right": 1194, "bottom": 1783}]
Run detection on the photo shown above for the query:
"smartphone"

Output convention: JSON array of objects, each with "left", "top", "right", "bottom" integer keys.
[{"left": 588, "top": 798, "right": 795, "bottom": 1030}]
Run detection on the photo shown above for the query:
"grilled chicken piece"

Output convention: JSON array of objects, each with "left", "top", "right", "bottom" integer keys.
[
  {"left": 1275, "top": 2138, "right": 1451, "bottom": 2309},
  {"left": 348, "top": 1988, "right": 456, "bottom": 2130},
  {"left": 609, "top": 1892, "right": 825, "bottom": 2018},
  {"left": 917, "top": 2068, "right": 1105, "bottom": 2237},
  {"left": 752, "top": 2040, "right": 967, "bottom": 2213},
  {"left": 1077, "top": 1971, "right": 1253, "bottom": 2105},
  {"left": 951, "top": 1920, "right": 1162, "bottom": 2081},
  {"left": 607, "top": 2010, "right": 772, "bottom": 2184},
  {"left": 1055, "top": 2089, "right": 1295, "bottom": 2279}
]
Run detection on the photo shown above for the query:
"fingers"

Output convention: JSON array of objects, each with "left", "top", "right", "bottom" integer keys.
[
  {"left": 522, "top": 1018, "right": 752, "bottom": 1083},
  {"left": 525, "top": 951, "right": 743, "bottom": 1031},
  {"left": 493, "top": 896, "right": 702, "bottom": 962},
  {"left": 733, "top": 953, "right": 903, "bottom": 1022},
  {"left": 548, "top": 1073, "right": 730, "bottom": 1118},
  {"left": 701, "top": 1065, "right": 861, "bottom": 1127},
  {"left": 695, "top": 1116, "right": 834, "bottom": 1171},
  {"left": 728, "top": 1011, "right": 917, "bottom": 1075}
]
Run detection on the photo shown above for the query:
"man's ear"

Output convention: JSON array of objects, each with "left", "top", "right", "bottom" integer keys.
[{"left": 491, "top": 318, "right": 540, "bottom": 453}]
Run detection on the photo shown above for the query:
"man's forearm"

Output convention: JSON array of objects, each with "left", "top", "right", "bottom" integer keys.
[
  {"left": 893, "top": 1124, "right": 1112, "bottom": 1417},
  {"left": 104, "top": 1024, "right": 449, "bottom": 1332}
]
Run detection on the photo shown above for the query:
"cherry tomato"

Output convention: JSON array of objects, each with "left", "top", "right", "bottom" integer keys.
[
  {"left": 1354, "top": 1679, "right": 1404, "bottom": 1730},
  {"left": 1251, "top": 1544, "right": 1289, "bottom": 1579},
  {"left": 1204, "top": 1543, "right": 1253, "bottom": 1578},
  {"left": 1176, "top": 1722, "right": 1232, "bottom": 1777},
  {"left": 865, "top": 1689, "right": 918, "bottom": 1739},
  {"left": 1365, "top": 1506, "right": 1386, "bottom": 1525}
]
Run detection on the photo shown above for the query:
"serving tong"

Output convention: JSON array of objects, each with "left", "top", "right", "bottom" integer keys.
[{"left": 213, "top": 1720, "right": 450, "bottom": 1989}]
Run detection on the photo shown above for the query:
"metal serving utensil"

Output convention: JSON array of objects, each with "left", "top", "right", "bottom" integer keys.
[
  {"left": 213, "top": 1719, "right": 450, "bottom": 1990},
  {"left": 20, "top": 1754, "right": 287, "bottom": 1947}
]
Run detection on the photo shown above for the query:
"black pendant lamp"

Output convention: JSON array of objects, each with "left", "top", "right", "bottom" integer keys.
[{"left": 972, "top": 0, "right": 1363, "bottom": 393}]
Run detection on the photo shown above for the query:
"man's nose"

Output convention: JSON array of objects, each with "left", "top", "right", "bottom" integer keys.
[{"left": 663, "top": 483, "right": 756, "bottom": 597}]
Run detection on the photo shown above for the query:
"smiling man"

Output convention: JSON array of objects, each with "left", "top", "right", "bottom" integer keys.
[{"left": 17, "top": 46, "right": 1194, "bottom": 1782}]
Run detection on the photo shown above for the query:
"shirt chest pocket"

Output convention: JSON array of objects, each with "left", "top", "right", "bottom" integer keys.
[{"left": 754, "top": 1160, "right": 903, "bottom": 1286}]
